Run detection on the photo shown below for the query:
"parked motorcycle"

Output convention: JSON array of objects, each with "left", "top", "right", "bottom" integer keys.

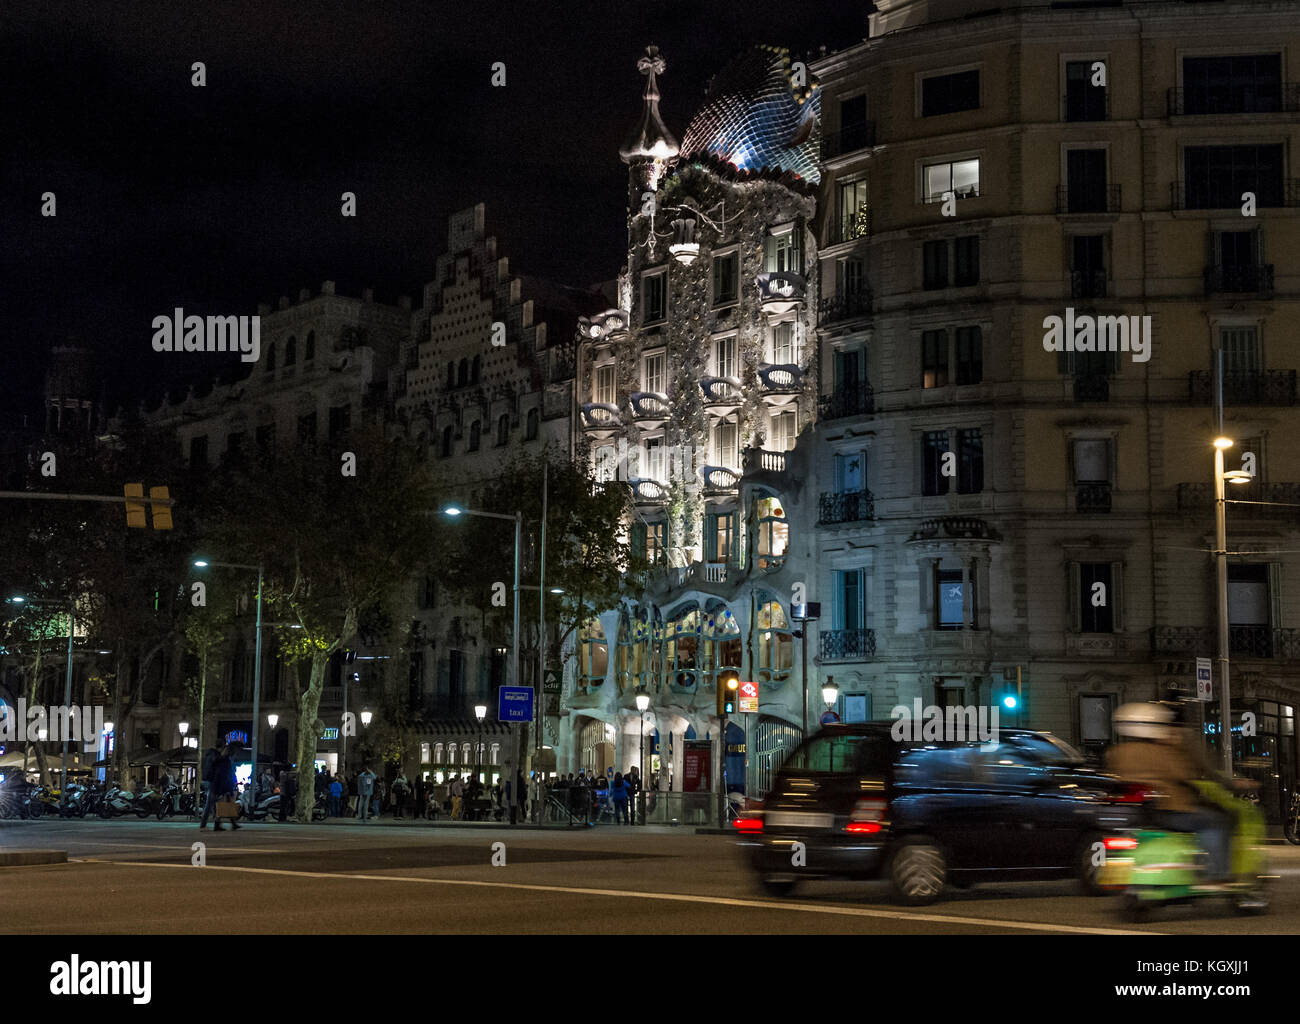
[
  {"left": 156, "top": 782, "right": 199, "bottom": 820},
  {"left": 130, "top": 784, "right": 165, "bottom": 818},
  {"left": 1101, "top": 779, "right": 1270, "bottom": 919},
  {"left": 98, "top": 783, "right": 137, "bottom": 818},
  {"left": 1284, "top": 788, "right": 1300, "bottom": 846},
  {"left": 59, "top": 782, "right": 91, "bottom": 818},
  {"left": 237, "top": 787, "right": 281, "bottom": 821}
]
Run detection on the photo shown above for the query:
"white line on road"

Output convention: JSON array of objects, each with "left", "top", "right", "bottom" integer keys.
[{"left": 82, "top": 859, "right": 1158, "bottom": 935}]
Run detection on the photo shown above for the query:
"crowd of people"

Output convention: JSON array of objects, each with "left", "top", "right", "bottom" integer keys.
[{"left": 541, "top": 767, "right": 644, "bottom": 824}]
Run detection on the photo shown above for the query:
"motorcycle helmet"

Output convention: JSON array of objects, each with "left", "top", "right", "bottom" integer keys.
[{"left": 1114, "top": 701, "right": 1174, "bottom": 739}]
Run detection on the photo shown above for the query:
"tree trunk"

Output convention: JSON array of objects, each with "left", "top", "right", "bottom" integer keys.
[
  {"left": 24, "top": 644, "right": 52, "bottom": 788},
  {"left": 290, "top": 650, "right": 328, "bottom": 822}
]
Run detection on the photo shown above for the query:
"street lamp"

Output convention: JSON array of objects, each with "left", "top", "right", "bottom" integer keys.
[
  {"left": 791, "top": 602, "right": 820, "bottom": 738},
  {"left": 443, "top": 504, "right": 523, "bottom": 817},
  {"left": 6, "top": 594, "right": 76, "bottom": 791},
  {"left": 475, "top": 704, "right": 487, "bottom": 788},
  {"left": 267, "top": 713, "right": 278, "bottom": 730},
  {"left": 194, "top": 559, "right": 264, "bottom": 786},
  {"left": 1212, "top": 437, "right": 1254, "bottom": 776},
  {"left": 360, "top": 708, "right": 372, "bottom": 727},
  {"left": 635, "top": 691, "right": 650, "bottom": 826},
  {"left": 821, "top": 678, "right": 839, "bottom": 710}
]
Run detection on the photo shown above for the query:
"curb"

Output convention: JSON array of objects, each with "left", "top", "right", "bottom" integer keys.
[{"left": 0, "top": 849, "right": 67, "bottom": 867}]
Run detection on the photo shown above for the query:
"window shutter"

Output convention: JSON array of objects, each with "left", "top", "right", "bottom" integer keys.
[
  {"left": 1268, "top": 562, "right": 1282, "bottom": 631},
  {"left": 1111, "top": 561, "right": 1123, "bottom": 632}
]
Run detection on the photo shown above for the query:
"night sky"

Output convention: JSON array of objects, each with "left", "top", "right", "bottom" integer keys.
[{"left": 0, "top": 0, "right": 869, "bottom": 423}]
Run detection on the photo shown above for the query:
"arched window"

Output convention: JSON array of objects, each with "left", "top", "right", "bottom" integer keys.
[
  {"left": 496, "top": 414, "right": 509, "bottom": 447},
  {"left": 490, "top": 743, "right": 500, "bottom": 765},
  {"left": 434, "top": 742, "right": 444, "bottom": 763},
  {"left": 579, "top": 617, "right": 608, "bottom": 691},
  {"left": 665, "top": 604, "right": 700, "bottom": 691},
  {"left": 756, "top": 593, "right": 794, "bottom": 679},
  {"left": 447, "top": 362, "right": 455, "bottom": 389},
  {"left": 756, "top": 494, "right": 789, "bottom": 570},
  {"left": 468, "top": 421, "right": 481, "bottom": 451},
  {"left": 446, "top": 744, "right": 455, "bottom": 765},
  {"left": 458, "top": 359, "right": 468, "bottom": 387},
  {"left": 525, "top": 408, "right": 539, "bottom": 441},
  {"left": 461, "top": 742, "right": 472, "bottom": 763},
  {"left": 265, "top": 342, "right": 276, "bottom": 372},
  {"left": 285, "top": 336, "right": 297, "bottom": 366},
  {"left": 305, "top": 331, "right": 315, "bottom": 362},
  {"left": 472, "top": 355, "right": 481, "bottom": 383},
  {"left": 441, "top": 425, "right": 454, "bottom": 458}
]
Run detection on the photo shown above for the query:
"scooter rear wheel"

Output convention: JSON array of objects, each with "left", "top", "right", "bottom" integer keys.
[{"left": 1121, "top": 893, "right": 1155, "bottom": 922}]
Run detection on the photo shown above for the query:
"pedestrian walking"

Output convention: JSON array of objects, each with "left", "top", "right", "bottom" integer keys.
[
  {"left": 612, "top": 771, "right": 630, "bottom": 825},
  {"left": 202, "top": 743, "right": 240, "bottom": 831},
  {"left": 625, "top": 766, "right": 642, "bottom": 824},
  {"left": 198, "top": 744, "right": 219, "bottom": 828},
  {"left": 449, "top": 774, "right": 464, "bottom": 820},
  {"left": 356, "top": 765, "right": 376, "bottom": 822},
  {"left": 392, "top": 772, "right": 409, "bottom": 819}
]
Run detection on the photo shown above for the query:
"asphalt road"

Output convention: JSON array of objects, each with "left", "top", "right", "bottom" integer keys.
[{"left": 4, "top": 818, "right": 1300, "bottom": 934}]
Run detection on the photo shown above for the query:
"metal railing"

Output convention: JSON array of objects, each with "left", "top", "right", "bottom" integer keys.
[
  {"left": 1172, "top": 180, "right": 1300, "bottom": 210},
  {"left": 1168, "top": 83, "right": 1300, "bottom": 116},
  {"left": 818, "top": 489, "right": 875, "bottom": 525},
  {"left": 819, "top": 629, "right": 877, "bottom": 661},
  {"left": 1188, "top": 370, "right": 1297, "bottom": 406},
  {"left": 1070, "top": 269, "right": 1108, "bottom": 300},
  {"left": 818, "top": 288, "right": 872, "bottom": 325},
  {"left": 1152, "top": 625, "right": 1300, "bottom": 660},
  {"left": 1176, "top": 480, "right": 1300, "bottom": 518},
  {"left": 1075, "top": 481, "right": 1112, "bottom": 513},
  {"left": 1205, "top": 264, "right": 1274, "bottom": 296},
  {"left": 1073, "top": 374, "right": 1110, "bottom": 402},
  {"left": 822, "top": 123, "right": 876, "bottom": 159},
  {"left": 1057, "top": 183, "right": 1121, "bottom": 214},
  {"left": 818, "top": 381, "right": 874, "bottom": 420}
]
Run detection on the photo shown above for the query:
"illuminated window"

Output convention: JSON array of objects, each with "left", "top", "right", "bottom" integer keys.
[
  {"left": 644, "top": 352, "right": 666, "bottom": 394},
  {"left": 756, "top": 497, "right": 788, "bottom": 569},
  {"left": 712, "top": 422, "right": 738, "bottom": 469},
  {"left": 714, "top": 336, "right": 737, "bottom": 379},
  {"left": 595, "top": 365, "right": 615, "bottom": 405},
  {"left": 579, "top": 618, "right": 608, "bottom": 689},
  {"left": 764, "top": 228, "right": 801, "bottom": 274},
  {"left": 771, "top": 322, "right": 797, "bottom": 365},
  {"left": 769, "top": 410, "right": 797, "bottom": 452},
  {"left": 923, "top": 157, "right": 980, "bottom": 202}
]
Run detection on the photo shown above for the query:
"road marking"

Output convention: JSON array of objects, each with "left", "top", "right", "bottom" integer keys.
[{"left": 82, "top": 859, "right": 1158, "bottom": 934}]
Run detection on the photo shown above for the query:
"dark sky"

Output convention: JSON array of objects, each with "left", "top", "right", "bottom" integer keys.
[{"left": 0, "top": 0, "right": 869, "bottom": 422}]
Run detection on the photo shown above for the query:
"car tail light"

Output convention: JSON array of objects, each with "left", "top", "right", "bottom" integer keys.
[
  {"left": 1104, "top": 836, "right": 1138, "bottom": 851},
  {"left": 846, "top": 796, "right": 886, "bottom": 833},
  {"left": 733, "top": 816, "right": 763, "bottom": 833},
  {"left": 1112, "top": 784, "right": 1149, "bottom": 804}
]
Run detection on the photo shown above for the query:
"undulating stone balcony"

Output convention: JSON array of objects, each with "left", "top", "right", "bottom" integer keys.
[{"left": 755, "top": 272, "right": 806, "bottom": 315}]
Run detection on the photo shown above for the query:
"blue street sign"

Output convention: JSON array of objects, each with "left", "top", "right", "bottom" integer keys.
[{"left": 498, "top": 686, "right": 534, "bottom": 723}]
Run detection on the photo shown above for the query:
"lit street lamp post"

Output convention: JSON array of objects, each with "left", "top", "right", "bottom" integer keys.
[
  {"left": 194, "top": 560, "right": 263, "bottom": 787},
  {"left": 635, "top": 691, "right": 650, "bottom": 826},
  {"left": 1212, "top": 437, "right": 1254, "bottom": 776}
]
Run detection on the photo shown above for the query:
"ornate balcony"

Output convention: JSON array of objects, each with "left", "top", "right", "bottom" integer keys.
[
  {"left": 699, "top": 465, "right": 739, "bottom": 493},
  {"left": 579, "top": 402, "right": 622, "bottom": 438},
  {"left": 818, "top": 288, "right": 872, "bottom": 325},
  {"left": 818, "top": 380, "right": 874, "bottom": 420},
  {"left": 756, "top": 272, "right": 806, "bottom": 315},
  {"left": 818, "top": 490, "right": 874, "bottom": 526},
  {"left": 700, "top": 376, "right": 743, "bottom": 410},
  {"left": 819, "top": 629, "right": 877, "bottom": 662},
  {"left": 743, "top": 448, "right": 787, "bottom": 474},
  {"left": 703, "top": 562, "right": 728, "bottom": 584},
  {"left": 1188, "top": 370, "right": 1297, "bottom": 406},
  {"left": 1075, "top": 482, "right": 1112, "bottom": 514},
  {"left": 759, "top": 361, "right": 795, "bottom": 392},
  {"left": 629, "top": 478, "right": 668, "bottom": 504},
  {"left": 629, "top": 391, "right": 670, "bottom": 427},
  {"left": 1176, "top": 481, "right": 1300, "bottom": 519},
  {"left": 1205, "top": 264, "right": 1274, "bottom": 297},
  {"left": 1153, "top": 625, "right": 1300, "bottom": 660}
]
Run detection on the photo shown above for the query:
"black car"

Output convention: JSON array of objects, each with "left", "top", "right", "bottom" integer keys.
[{"left": 737, "top": 723, "right": 1140, "bottom": 904}]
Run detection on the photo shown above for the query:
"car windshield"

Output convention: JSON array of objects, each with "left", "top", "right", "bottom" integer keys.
[{"left": 1010, "top": 733, "right": 1085, "bottom": 765}]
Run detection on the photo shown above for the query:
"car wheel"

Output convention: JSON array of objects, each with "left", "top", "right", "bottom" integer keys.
[
  {"left": 1078, "top": 833, "right": 1107, "bottom": 896},
  {"left": 760, "top": 877, "right": 796, "bottom": 898},
  {"left": 889, "top": 837, "right": 947, "bottom": 905}
]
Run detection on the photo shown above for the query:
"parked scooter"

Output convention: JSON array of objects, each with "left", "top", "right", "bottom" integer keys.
[
  {"left": 156, "top": 782, "right": 199, "bottom": 820},
  {"left": 1101, "top": 779, "right": 1270, "bottom": 919},
  {"left": 237, "top": 786, "right": 281, "bottom": 821}
]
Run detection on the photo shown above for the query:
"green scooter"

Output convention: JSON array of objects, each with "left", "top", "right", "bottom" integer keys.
[{"left": 1101, "top": 780, "right": 1270, "bottom": 920}]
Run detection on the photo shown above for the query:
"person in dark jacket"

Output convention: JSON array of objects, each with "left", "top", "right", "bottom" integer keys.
[
  {"left": 198, "top": 745, "right": 219, "bottom": 828},
  {"left": 204, "top": 743, "right": 240, "bottom": 831}
]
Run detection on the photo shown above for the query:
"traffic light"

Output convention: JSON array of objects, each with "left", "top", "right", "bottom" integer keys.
[
  {"left": 124, "top": 483, "right": 147, "bottom": 528},
  {"left": 999, "top": 666, "right": 1024, "bottom": 721},
  {"left": 717, "top": 670, "right": 739, "bottom": 716},
  {"left": 149, "top": 486, "right": 173, "bottom": 530}
]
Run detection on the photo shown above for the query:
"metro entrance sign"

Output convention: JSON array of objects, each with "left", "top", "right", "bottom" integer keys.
[
  {"left": 1196, "top": 657, "right": 1212, "bottom": 702},
  {"left": 498, "top": 686, "right": 534, "bottom": 723},
  {"left": 738, "top": 679, "right": 759, "bottom": 713}
]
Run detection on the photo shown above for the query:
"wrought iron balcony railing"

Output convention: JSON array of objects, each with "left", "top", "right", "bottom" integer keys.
[
  {"left": 818, "top": 489, "right": 875, "bottom": 526},
  {"left": 1057, "top": 183, "right": 1121, "bottom": 214},
  {"left": 1075, "top": 481, "right": 1112, "bottom": 513},
  {"left": 821, "top": 123, "right": 876, "bottom": 159},
  {"left": 1073, "top": 373, "right": 1110, "bottom": 402},
  {"left": 1168, "top": 82, "right": 1300, "bottom": 117},
  {"left": 818, "top": 380, "right": 874, "bottom": 420},
  {"left": 1172, "top": 179, "right": 1300, "bottom": 210},
  {"left": 1188, "top": 370, "right": 1297, "bottom": 406},
  {"left": 1070, "top": 269, "right": 1108, "bottom": 300},
  {"left": 1176, "top": 480, "right": 1300, "bottom": 518},
  {"left": 1152, "top": 625, "right": 1300, "bottom": 660},
  {"left": 1204, "top": 264, "right": 1274, "bottom": 296},
  {"left": 818, "top": 288, "right": 872, "bottom": 325},
  {"left": 819, "top": 629, "right": 877, "bottom": 661}
]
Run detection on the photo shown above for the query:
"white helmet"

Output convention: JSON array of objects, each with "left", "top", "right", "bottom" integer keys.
[{"left": 1114, "top": 702, "right": 1174, "bottom": 739}]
